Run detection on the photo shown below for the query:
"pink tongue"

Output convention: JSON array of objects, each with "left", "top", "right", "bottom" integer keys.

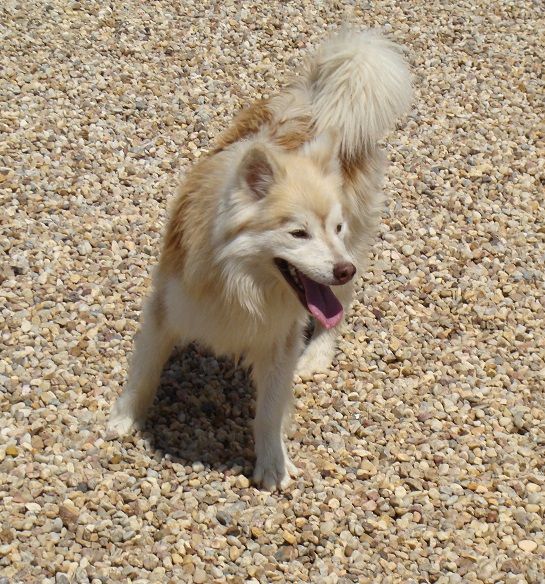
[{"left": 299, "top": 273, "right": 343, "bottom": 329}]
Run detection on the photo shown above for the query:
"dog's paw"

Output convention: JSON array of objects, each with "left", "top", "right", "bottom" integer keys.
[
  {"left": 107, "top": 403, "right": 138, "bottom": 436},
  {"left": 296, "top": 344, "right": 334, "bottom": 379},
  {"left": 253, "top": 454, "right": 299, "bottom": 491}
]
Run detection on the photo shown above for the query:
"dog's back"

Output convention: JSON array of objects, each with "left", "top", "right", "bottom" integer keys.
[{"left": 215, "top": 30, "right": 412, "bottom": 168}]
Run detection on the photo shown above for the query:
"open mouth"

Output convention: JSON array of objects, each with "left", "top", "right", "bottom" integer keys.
[{"left": 274, "top": 258, "right": 343, "bottom": 329}]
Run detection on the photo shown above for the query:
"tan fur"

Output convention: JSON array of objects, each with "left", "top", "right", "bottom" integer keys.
[
  {"left": 215, "top": 98, "right": 314, "bottom": 155},
  {"left": 271, "top": 115, "right": 314, "bottom": 150},
  {"left": 214, "top": 99, "right": 272, "bottom": 153},
  {"left": 159, "top": 158, "right": 211, "bottom": 275}
]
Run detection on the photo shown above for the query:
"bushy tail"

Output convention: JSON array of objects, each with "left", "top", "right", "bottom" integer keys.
[{"left": 301, "top": 30, "right": 412, "bottom": 161}]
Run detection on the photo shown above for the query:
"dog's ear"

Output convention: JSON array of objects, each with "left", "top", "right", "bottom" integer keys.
[
  {"left": 302, "top": 129, "right": 341, "bottom": 175},
  {"left": 239, "top": 146, "right": 277, "bottom": 200}
]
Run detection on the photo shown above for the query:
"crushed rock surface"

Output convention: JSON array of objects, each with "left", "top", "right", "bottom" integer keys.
[{"left": 1, "top": 1, "right": 544, "bottom": 583}]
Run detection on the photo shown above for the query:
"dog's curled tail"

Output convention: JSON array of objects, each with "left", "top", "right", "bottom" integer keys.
[{"left": 301, "top": 30, "right": 412, "bottom": 161}]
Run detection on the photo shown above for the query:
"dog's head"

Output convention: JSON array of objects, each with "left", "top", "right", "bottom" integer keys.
[{"left": 215, "top": 132, "right": 356, "bottom": 327}]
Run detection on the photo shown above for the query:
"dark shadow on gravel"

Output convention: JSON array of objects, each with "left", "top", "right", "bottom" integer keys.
[{"left": 142, "top": 343, "right": 256, "bottom": 475}]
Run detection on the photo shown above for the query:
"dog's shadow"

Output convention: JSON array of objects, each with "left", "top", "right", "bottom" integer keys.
[{"left": 143, "top": 344, "right": 256, "bottom": 474}]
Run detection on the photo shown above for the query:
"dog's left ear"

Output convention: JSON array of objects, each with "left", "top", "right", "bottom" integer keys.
[
  {"left": 239, "top": 146, "right": 278, "bottom": 200},
  {"left": 302, "top": 129, "right": 341, "bottom": 175}
]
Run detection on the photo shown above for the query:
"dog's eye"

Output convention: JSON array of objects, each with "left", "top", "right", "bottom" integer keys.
[
  {"left": 290, "top": 229, "right": 309, "bottom": 239},
  {"left": 336, "top": 223, "right": 343, "bottom": 234}
]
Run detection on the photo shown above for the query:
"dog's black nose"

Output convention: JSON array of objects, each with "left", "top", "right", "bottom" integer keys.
[{"left": 333, "top": 262, "right": 356, "bottom": 284}]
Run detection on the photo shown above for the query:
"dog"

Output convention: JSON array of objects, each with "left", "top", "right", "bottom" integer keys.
[{"left": 108, "top": 30, "right": 412, "bottom": 490}]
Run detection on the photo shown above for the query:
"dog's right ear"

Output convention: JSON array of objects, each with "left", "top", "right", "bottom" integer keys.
[{"left": 238, "top": 146, "right": 277, "bottom": 200}]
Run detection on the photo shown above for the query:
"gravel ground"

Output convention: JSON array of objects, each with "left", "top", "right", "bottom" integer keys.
[{"left": 1, "top": 1, "right": 544, "bottom": 582}]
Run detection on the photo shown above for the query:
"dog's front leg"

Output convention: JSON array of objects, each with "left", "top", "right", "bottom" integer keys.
[
  {"left": 108, "top": 292, "right": 175, "bottom": 435},
  {"left": 297, "top": 281, "right": 355, "bottom": 378},
  {"left": 251, "top": 334, "right": 301, "bottom": 491}
]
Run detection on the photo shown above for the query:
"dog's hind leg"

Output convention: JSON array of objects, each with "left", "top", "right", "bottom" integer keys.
[
  {"left": 297, "top": 281, "right": 354, "bottom": 378},
  {"left": 251, "top": 327, "right": 302, "bottom": 491},
  {"left": 108, "top": 292, "right": 176, "bottom": 435}
]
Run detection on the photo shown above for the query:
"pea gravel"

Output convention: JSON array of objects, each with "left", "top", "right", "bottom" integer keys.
[{"left": 1, "top": 1, "right": 544, "bottom": 583}]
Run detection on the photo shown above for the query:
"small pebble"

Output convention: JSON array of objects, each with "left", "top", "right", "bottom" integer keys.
[{"left": 518, "top": 540, "right": 538, "bottom": 553}]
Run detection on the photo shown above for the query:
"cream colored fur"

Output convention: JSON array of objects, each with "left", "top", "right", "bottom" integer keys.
[{"left": 108, "top": 30, "right": 411, "bottom": 490}]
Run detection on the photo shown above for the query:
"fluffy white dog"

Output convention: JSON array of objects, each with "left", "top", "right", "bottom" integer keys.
[{"left": 108, "top": 30, "right": 412, "bottom": 490}]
